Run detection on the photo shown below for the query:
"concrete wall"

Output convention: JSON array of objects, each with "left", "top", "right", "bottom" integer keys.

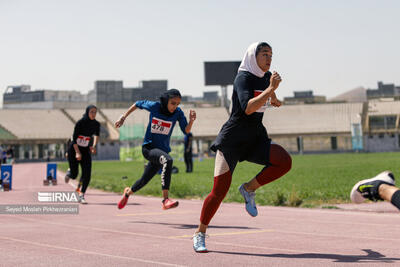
[
  {"left": 271, "top": 136, "right": 298, "bottom": 152},
  {"left": 4, "top": 101, "right": 88, "bottom": 109},
  {"left": 272, "top": 134, "right": 353, "bottom": 153},
  {"left": 6, "top": 142, "right": 120, "bottom": 162},
  {"left": 363, "top": 133, "right": 400, "bottom": 152},
  {"left": 94, "top": 142, "right": 120, "bottom": 160}
]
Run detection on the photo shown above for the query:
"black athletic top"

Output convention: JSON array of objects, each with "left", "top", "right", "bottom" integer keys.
[
  {"left": 211, "top": 70, "right": 272, "bottom": 156},
  {"left": 71, "top": 111, "right": 100, "bottom": 152}
]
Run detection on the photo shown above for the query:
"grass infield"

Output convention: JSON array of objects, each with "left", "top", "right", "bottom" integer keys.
[{"left": 58, "top": 152, "right": 400, "bottom": 208}]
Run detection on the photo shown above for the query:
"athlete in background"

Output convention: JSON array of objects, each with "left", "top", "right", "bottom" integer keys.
[
  {"left": 65, "top": 105, "right": 100, "bottom": 204},
  {"left": 116, "top": 89, "right": 196, "bottom": 210}
]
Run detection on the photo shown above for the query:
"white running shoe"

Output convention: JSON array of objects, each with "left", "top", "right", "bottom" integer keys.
[
  {"left": 193, "top": 232, "right": 208, "bottom": 253},
  {"left": 79, "top": 194, "right": 88, "bottom": 205},
  {"left": 239, "top": 183, "right": 258, "bottom": 217},
  {"left": 350, "top": 171, "right": 395, "bottom": 203},
  {"left": 64, "top": 169, "right": 71, "bottom": 184}
]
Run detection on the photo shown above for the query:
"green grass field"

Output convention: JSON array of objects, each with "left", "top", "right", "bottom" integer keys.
[{"left": 58, "top": 152, "right": 400, "bottom": 208}]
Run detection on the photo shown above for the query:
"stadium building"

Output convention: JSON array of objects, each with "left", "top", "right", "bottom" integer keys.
[
  {"left": 0, "top": 109, "right": 119, "bottom": 161},
  {"left": 3, "top": 80, "right": 169, "bottom": 110},
  {"left": 3, "top": 85, "right": 87, "bottom": 109},
  {"left": 366, "top": 81, "right": 400, "bottom": 99},
  {"left": 283, "top": 90, "right": 327, "bottom": 105},
  {"left": 2, "top": 99, "right": 400, "bottom": 162},
  {"left": 87, "top": 80, "right": 168, "bottom": 108}
]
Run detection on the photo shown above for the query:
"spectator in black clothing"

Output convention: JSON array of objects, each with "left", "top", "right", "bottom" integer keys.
[
  {"left": 0, "top": 146, "right": 3, "bottom": 165},
  {"left": 5, "top": 146, "right": 14, "bottom": 164},
  {"left": 65, "top": 138, "right": 72, "bottom": 158},
  {"left": 184, "top": 133, "right": 193, "bottom": 172},
  {"left": 64, "top": 105, "right": 100, "bottom": 204}
]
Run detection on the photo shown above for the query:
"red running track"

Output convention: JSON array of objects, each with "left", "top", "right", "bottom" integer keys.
[{"left": 0, "top": 163, "right": 399, "bottom": 266}]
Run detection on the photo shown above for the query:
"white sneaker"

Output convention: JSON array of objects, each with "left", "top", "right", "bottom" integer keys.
[
  {"left": 65, "top": 168, "right": 72, "bottom": 184},
  {"left": 238, "top": 183, "right": 258, "bottom": 217},
  {"left": 79, "top": 194, "right": 88, "bottom": 204},
  {"left": 193, "top": 232, "right": 208, "bottom": 253},
  {"left": 350, "top": 171, "right": 395, "bottom": 203}
]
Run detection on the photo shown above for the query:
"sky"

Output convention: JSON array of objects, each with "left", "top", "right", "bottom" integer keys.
[{"left": 1, "top": 0, "right": 399, "bottom": 107}]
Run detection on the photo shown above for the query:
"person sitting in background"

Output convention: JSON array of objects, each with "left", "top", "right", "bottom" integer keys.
[
  {"left": 0, "top": 146, "right": 3, "bottom": 166},
  {"left": 5, "top": 146, "right": 14, "bottom": 164},
  {"left": 2, "top": 147, "right": 7, "bottom": 164}
]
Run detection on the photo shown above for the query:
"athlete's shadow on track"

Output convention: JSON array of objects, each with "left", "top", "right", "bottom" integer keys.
[
  {"left": 85, "top": 193, "right": 121, "bottom": 196},
  {"left": 211, "top": 249, "right": 400, "bottom": 263},
  {"left": 131, "top": 221, "right": 258, "bottom": 230},
  {"left": 88, "top": 203, "right": 141, "bottom": 206}
]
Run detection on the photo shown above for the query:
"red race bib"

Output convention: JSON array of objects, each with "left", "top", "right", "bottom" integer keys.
[
  {"left": 254, "top": 90, "right": 270, "bottom": 113},
  {"left": 151, "top": 117, "right": 172, "bottom": 135},
  {"left": 77, "top": 136, "right": 90, "bottom": 147}
]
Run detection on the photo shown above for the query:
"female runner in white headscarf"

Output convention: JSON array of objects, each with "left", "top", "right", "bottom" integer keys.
[{"left": 192, "top": 42, "right": 292, "bottom": 252}]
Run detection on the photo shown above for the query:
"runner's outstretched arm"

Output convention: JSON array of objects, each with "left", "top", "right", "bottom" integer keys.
[
  {"left": 245, "top": 71, "right": 281, "bottom": 115},
  {"left": 115, "top": 103, "right": 137, "bottom": 128},
  {"left": 185, "top": 110, "right": 196, "bottom": 134}
]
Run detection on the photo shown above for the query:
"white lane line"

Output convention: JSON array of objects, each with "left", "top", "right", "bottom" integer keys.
[
  {"left": 171, "top": 229, "right": 274, "bottom": 238},
  {"left": 259, "top": 206, "right": 400, "bottom": 218},
  {"left": 0, "top": 235, "right": 186, "bottom": 267},
  {"left": 273, "top": 229, "right": 400, "bottom": 242},
  {"left": 17, "top": 215, "right": 400, "bottom": 243},
  {"left": 16, "top": 216, "right": 173, "bottom": 240},
  {"left": 15, "top": 216, "right": 400, "bottom": 254},
  {"left": 253, "top": 214, "right": 400, "bottom": 229},
  {"left": 116, "top": 211, "right": 197, "bottom": 216}
]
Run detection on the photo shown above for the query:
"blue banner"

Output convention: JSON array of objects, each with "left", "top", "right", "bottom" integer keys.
[
  {"left": 351, "top": 123, "right": 363, "bottom": 150},
  {"left": 47, "top": 163, "right": 57, "bottom": 180},
  {"left": 1, "top": 164, "right": 13, "bottom": 190}
]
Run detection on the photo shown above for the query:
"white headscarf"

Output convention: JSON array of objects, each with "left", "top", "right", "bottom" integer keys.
[{"left": 238, "top": 42, "right": 265, "bottom": 78}]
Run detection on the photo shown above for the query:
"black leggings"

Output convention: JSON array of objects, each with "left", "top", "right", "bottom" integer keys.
[
  {"left": 184, "top": 152, "right": 193, "bottom": 172},
  {"left": 67, "top": 146, "right": 92, "bottom": 194},
  {"left": 131, "top": 146, "right": 173, "bottom": 192}
]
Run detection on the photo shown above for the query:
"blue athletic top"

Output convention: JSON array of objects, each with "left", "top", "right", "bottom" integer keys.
[{"left": 136, "top": 100, "right": 188, "bottom": 153}]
